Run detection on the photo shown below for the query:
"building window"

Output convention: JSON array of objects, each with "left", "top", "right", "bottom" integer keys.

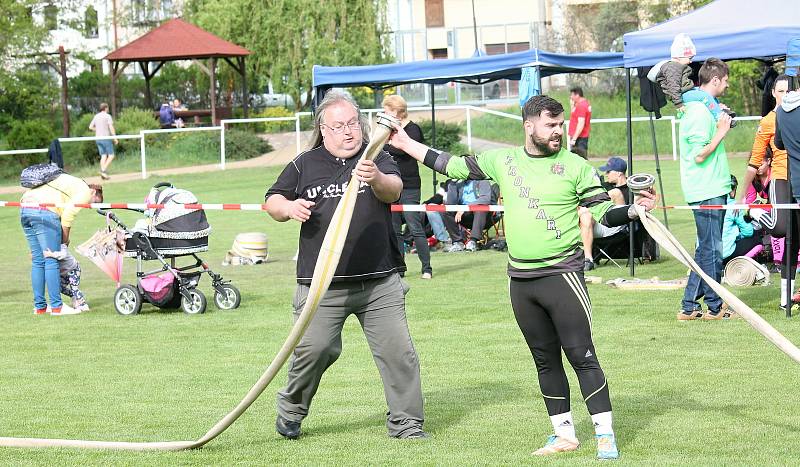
[
  {"left": 485, "top": 42, "right": 530, "bottom": 55},
  {"left": 85, "top": 6, "right": 98, "bottom": 38},
  {"left": 44, "top": 4, "right": 58, "bottom": 30},
  {"left": 429, "top": 48, "right": 448, "bottom": 60},
  {"left": 425, "top": 0, "right": 444, "bottom": 28}
]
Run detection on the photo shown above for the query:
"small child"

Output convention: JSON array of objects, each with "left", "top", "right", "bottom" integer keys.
[
  {"left": 43, "top": 244, "right": 90, "bottom": 312},
  {"left": 647, "top": 33, "right": 697, "bottom": 114}
]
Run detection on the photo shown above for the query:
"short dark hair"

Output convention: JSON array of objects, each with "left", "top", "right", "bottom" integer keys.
[
  {"left": 569, "top": 86, "right": 583, "bottom": 97},
  {"left": 522, "top": 95, "right": 564, "bottom": 121},
  {"left": 698, "top": 58, "right": 729, "bottom": 85},
  {"left": 774, "top": 74, "right": 792, "bottom": 90}
]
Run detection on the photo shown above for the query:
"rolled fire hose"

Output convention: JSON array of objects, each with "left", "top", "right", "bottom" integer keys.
[
  {"left": 635, "top": 203, "right": 800, "bottom": 364},
  {"left": 0, "top": 113, "right": 401, "bottom": 451},
  {"left": 723, "top": 256, "right": 770, "bottom": 287}
]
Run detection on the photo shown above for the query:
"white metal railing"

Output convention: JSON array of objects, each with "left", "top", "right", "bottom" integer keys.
[{"left": 0, "top": 108, "right": 764, "bottom": 179}]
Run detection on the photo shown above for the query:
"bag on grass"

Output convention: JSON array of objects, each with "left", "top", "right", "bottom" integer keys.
[{"left": 20, "top": 163, "right": 63, "bottom": 188}]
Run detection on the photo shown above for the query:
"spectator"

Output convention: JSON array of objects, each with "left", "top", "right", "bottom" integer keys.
[
  {"left": 43, "top": 244, "right": 90, "bottom": 312},
  {"left": 568, "top": 86, "right": 592, "bottom": 159},
  {"left": 722, "top": 175, "right": 762, "bottom": 265},
  {"left": 424, "top": 181, "right": 453, "bottom": 249},
  {"left": 677, "top": 58, "right": 733, "bottom": 321},
  {"left": 172, "top": 98, "right": 187, "bottom": 128},
  {"left": 775, "top": 79, "right": 800, "bottom": 309},
  {"left": 159, "top": 101, "right": 176, "bottom": 129},
  {"left": 580, "top": 157, "right": 629, "bottom": 270},
  {"left": 647, "top": 33, "right": 696, "bottom": 114},
  {"left": 383, "top": 94, "right": 433, "bottom": 279},
  {"left": 21, "top": 174, "right": 103, "bottom": 316},
  {"left": 88, "top": 103, "right": 117, "bottom": 180},
  {"left": 741, "top": 75, "right": 797, "bottom": 307},
  {"left": 443, "top": 178, "right": 493, "bottom": 252},
  {"left": 264, "top": 90, "right": 426, "bottom": 440}
]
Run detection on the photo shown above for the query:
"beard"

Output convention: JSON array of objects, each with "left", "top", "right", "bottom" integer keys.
[{"left": 529, "top": 132, "right": 562, "bottom": 156}]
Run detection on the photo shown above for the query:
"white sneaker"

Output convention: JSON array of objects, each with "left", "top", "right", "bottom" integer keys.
[
  {"left": 51, "top": 303, "right": 81, "bottom": 315},
  {"left": 447, "top": 242, "right": 465, "bottom": 252},
  {"left": 465, "top": 240, "right": 477, "bottom": 252}
]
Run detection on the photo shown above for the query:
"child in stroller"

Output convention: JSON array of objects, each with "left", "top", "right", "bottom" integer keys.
[{"left": 103, "top": 182, "right": 240, "bottom": 315}]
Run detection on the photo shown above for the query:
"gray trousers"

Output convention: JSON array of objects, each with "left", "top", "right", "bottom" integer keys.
[{"left": 276, "top": 273, "right": 424, "bottom": 437}]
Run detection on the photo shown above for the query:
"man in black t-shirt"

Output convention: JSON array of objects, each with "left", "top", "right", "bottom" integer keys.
[
  {"left": 581, "top": 157, "right": 630, "bottom": 270},
  {"left": 264, "top": 90, "right": 426, "bottom": 440}
]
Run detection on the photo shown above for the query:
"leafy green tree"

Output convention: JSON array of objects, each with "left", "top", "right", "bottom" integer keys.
[{"left": 185, "top": 0, "right": 392, "bottom": 111}]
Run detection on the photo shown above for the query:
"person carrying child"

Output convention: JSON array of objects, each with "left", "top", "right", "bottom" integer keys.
[{"left": 43, "top": 244, "right": 90, "bottom": 312}]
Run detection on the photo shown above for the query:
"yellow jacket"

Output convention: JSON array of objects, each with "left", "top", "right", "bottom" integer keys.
[{"left": 20, "top": 174, "right": 92, "bottom": 227}]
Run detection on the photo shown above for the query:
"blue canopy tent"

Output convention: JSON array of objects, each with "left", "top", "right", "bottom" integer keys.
[
  {"left": 622, "top": 0, "right": 800, "bottom": 298},
  {"left": 312, "top": 48, "right": 623, "bottom": 195}
]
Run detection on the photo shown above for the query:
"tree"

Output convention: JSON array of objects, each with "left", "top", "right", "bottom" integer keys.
[{"left": 185, "top": 0, "right": 391, "bottom": 111}]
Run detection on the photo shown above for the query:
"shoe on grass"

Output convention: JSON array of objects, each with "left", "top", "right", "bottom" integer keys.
[
  {"left": 676, "top": 309, "right": 703, "bottom": 321},
  {"left": 276, "top": 415, "right": 301, "bottom": 439},
  {"left": 532, "top": 434, "right": 579, "bottom": 456},
  {"left": 595, "top": 433, "right": 619, "bottom": 460},
  {"left": 447, "top": 242, "right": 465, "bottom": 252},
  {"left": 465, "top": 240, "right": 477, "bottom": 252},
  {"left": 50, "top": 303, "right": 80, "bottom": 315},
  {"left": 584, "top": 259, "right": 596, "bottom": 271},
  {"left": 421, "top": 272, "right": 432, "bottom": 280}
]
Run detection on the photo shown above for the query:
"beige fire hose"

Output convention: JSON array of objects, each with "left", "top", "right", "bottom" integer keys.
[
  {"left": 635, "top": 204, "right": 800, "bottom": 364},
  {"left": 0, "top": 113, "right": 401, "bottom": 451}
]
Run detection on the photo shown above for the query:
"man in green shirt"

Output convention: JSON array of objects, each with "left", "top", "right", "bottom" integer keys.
[
  {"left": 677, "top": 58, "right": 733, "bottom": 321},
  {"left": 388, "top": 95, "right": 656, "bottom": 460}
]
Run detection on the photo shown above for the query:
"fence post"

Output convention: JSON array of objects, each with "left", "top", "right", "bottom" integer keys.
[
  {"left": 139, "top": 132, "right": 147, "bottom": 179},
  {"left": 295, "top": 114, "right": 301, "bottom": 154},
  {"left": 220, "top": 121, "right": 226, "bottom": 170},
  {"left": 466, "top": 107, "right": 472, "bottom": 152},
  {"left": 670, "top": 117, "right": 678, "bottom": 160}
]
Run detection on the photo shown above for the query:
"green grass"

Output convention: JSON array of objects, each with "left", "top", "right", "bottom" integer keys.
[
  {"left": 1, "top": 157, "right": 799, "bottom": 465},
  {"left": 468, "top": 91, "right": 761, "bottom": 157}
]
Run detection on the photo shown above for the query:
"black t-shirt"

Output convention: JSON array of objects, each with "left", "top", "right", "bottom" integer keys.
[
  {"left": 384, "top": 121, "right": 424, "bottom": 190},
  {"left": 265, "top": 144, "right": 406, "bottom": 284},
  {"left": 616, "top": 184, "right": 630, "bottom": 203}
]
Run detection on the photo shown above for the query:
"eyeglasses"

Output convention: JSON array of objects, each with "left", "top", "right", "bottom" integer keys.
[{"left": 321, "top": 120, "right": 361, "bottom": 134}]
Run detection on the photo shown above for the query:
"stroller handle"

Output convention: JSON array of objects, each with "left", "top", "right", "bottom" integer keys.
[{"left": 97, "top": 209, "right": 129, "bottom": 230}]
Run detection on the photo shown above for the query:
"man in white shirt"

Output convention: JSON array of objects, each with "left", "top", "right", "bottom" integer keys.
[{"left": 88, "top": 102, "right": 118, "bottom": 180}]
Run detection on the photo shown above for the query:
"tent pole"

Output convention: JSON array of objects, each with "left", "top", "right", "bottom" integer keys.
[
  {"left": 625, "top": 68, "right": 635, "bottom": 277},
  {"left": 430, "top": 82, "right": 437, "bottom": 194},
  {"left": 648, "top": 111, "right": 669, "bottom": 228}
]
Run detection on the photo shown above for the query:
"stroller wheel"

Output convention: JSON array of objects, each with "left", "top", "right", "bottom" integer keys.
[
  {"left": 214, "top": 284, "right": 241, "bottom": 310},
  {"left": 181, "top": 289, "right": 207, "bottom": 315},
  {"left": 115, "top": 285, "right": 142, "bottom": 316}
]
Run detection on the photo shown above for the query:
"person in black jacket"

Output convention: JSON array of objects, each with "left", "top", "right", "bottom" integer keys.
[{"left": 383, "top": 94, "right": 433, "bottom": 279}]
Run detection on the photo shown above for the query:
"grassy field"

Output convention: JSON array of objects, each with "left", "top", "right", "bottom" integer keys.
[
  {"left": 468, "top": 90, "right": 761, "bottom": 157},
  {"left": 1, "top": 157, "right": 799, "bottom": 466}
]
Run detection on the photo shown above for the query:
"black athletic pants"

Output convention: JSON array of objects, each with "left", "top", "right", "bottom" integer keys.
[{"left": 510, "top": 272, "right": 611, "bottom": 416}]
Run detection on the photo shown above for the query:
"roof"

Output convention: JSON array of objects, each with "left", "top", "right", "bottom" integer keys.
[
  {"left": 623, "top": 0, "right": 800, "bottom": 67},
  {"left": 104, "top": 18, "right": 250, "bottom": 62},
  {"left": 312, "top": 49, "right": 623, "bottom": 88}
]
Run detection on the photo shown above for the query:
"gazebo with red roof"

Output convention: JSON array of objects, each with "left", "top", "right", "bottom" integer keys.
[{"left": 104, "top": 18, "right": 251, "bottom": 123}]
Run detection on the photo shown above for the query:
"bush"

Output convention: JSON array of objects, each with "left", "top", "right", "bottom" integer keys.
[
  {"left": 0, "top": 119, "right": 56, "bottom": 179},
  {"left": 254, "top": 107, "right": 296, "bottom": 133},
  {"left": 225, "top": 130, "right": 273, "bottom": 160},
  {"left": 115, "top": 107, "right": 160, "bottom": 154},
  {"left": 417, "top": 120, "right": 465, "bottom": 155}
]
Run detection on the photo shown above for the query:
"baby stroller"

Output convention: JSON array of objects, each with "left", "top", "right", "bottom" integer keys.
[{"left": 102, "top": 182, "right": 241, "bottom": 315}]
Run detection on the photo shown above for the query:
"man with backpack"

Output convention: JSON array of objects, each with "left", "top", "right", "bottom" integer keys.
[
  {"left": 20, "top": 164, "right": 103, "bottom": 315},
  {"left": 88, "top": 103, "right": 117, "bottom": 180},
  {"left": 159, "top": 101, "right": 176, "bottom": 129}
]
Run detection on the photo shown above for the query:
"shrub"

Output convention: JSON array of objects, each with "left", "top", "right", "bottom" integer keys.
[
  {"left": 224, "top": 129, "right": 273, "bottom": 160},
  {"left": 6, "top": 119, "right": 55, "bottom": 152},
  {"left": 254, "top": 107, "right": 296, "bottom": 133},
  {"left": 417, "top": 120, "right": 465, "bottom": 155}
]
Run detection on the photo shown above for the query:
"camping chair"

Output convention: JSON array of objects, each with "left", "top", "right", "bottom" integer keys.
[{"left": 591, "top": 220, "right": 657, "bottom": 267}]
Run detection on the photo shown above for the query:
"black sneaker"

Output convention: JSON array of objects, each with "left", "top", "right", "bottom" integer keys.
[
  {"left": 583, "top": 259, "right": 596, "bottom": 271},
  {"left": 276, "top": 415, "right": 301, "bottom": 439},
  {"left": 393, "top": 428, "right": 430, "bottom": 440}
]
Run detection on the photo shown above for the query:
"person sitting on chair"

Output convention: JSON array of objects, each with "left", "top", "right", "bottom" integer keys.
[
  {"left": 443, "top": 178, "right": 493, "bottom": 252},
  {"left": 723, "top": 175, "right": 763, "bottom": 265},
  {"left": 580, "top": 157, "right": 629, "bottom": 271}
]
